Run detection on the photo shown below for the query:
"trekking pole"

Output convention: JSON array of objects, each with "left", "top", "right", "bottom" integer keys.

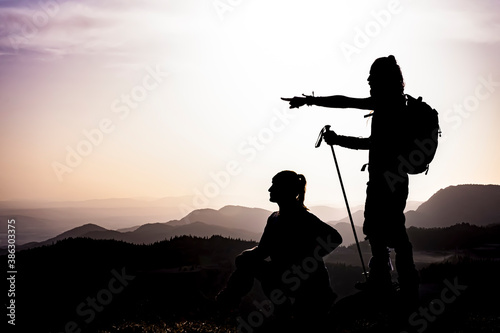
[{"left": 315, "top": 125, "right": 368, "bottom": 281}]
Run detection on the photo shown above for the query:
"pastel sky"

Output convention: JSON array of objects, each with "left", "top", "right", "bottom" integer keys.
[{"left": 1, "top": 0, "right": 499, "bottom": 211}]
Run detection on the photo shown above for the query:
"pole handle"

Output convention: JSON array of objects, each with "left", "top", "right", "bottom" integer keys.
[{"left": 315, "top": 125, "right": 331, "bottom": 148}]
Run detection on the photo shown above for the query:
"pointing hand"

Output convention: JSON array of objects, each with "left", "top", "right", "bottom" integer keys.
[{"left": 281, "top": 96, "right": 308, "bottom": 109}]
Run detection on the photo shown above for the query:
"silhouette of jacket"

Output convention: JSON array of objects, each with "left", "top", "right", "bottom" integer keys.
[{"left": 258, "top": 209, "right": 342, "bottom": 270}]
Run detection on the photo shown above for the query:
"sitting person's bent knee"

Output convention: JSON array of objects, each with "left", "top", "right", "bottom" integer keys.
[{"left": 235, "top": 247, "right": 259, "bottom": 269}]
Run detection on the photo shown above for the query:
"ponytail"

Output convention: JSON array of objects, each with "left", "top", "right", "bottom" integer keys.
[{"left": 297, "top": 174, "right": 308, "bottom": 210}]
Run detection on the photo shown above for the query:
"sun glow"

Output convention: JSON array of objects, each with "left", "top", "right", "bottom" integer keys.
[{"left": 0, "top": 0, "right": 498, "bottom": 208}]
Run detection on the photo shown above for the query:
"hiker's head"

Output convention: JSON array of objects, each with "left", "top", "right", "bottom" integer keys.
[
  {"left": 269, "top": 170, "right": 307, "bottom": 209},
  {"left": 368, "top": 55, "right": 405, "bottom": 98}
]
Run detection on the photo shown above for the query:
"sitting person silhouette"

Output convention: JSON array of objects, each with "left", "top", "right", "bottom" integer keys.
[
  {"left": 282, "top": 55, "right": 420, "bottom": 308},
  {"left": 217, "top": 170, "right": 342, "bottom": 331}
]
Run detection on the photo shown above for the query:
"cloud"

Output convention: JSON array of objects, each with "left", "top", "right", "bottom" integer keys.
[
  {"left": 0, "top": 0, "right": 196, "bottom": 65},
  {"left": 0, "top": 2, "right": 110, "bottom": 58}
]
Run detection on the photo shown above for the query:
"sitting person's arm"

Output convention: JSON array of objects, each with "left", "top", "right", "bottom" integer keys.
[{"left": 237, "top": 213, "right": 277, "bottom": 265}]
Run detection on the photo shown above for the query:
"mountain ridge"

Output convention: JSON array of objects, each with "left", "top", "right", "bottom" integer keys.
[
  {"left": 406, "top": 184, "right": 500, "bottom": 228},
  {"left": 2, "top": 184, "right": 498, "bottom": 248},
  {"left": 12, "top": 220, "right": 261, "bottom": 252}
]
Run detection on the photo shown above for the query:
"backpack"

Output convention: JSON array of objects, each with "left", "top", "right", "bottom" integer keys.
[{"left": 400, "top": 94, "right": 441, "bottom": 175}]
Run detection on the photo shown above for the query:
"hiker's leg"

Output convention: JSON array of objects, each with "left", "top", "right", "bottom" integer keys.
[
  {"left": 367, "top": 235, "right": 393, "bottom": 288},
  {"left": 363, "top": 178, "right": 393, "bottom": 288},
  {"left": 386, "top": 175, "right": 419, "bottom": 307},
  {"left": 392, "top": 225, "right": 419, "bottom": 306}
]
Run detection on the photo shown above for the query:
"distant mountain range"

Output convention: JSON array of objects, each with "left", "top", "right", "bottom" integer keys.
[
  {"left": 16, "top": 219, "right": 260, "bottom": 252},
  {"left": 405, "top": 184, "right": 500, "bottom": 228},
  {"left": 1, "top": 184, "right": 499, "bottom": 250},
  {"left": 0, "top": 195, "right": 229, "bottom": 244}
]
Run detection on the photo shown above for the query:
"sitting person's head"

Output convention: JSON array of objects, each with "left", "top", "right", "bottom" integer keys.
[{"left": 268, "top": 170, "right": 308, "bottom": 210}]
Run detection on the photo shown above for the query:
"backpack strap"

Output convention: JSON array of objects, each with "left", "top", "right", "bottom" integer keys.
[{"left": 405, "top": 94, "right": 423, "bottom": 107}]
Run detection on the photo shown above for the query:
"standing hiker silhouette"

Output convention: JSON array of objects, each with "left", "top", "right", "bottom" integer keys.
[
  {"left": 217, "top": 170, "right": 342, "bottom": 332},
  {"left": 282, "top": 55, "right": 420, "bottom": 308}
]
